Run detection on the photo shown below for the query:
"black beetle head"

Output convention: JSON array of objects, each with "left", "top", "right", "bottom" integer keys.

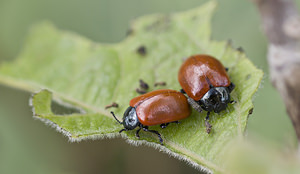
[
  {"left": 199, "top": 87, "right": 231, "bottom": 113},
  {"left": 111, "top": 106, "right": 140, "bottom": 132},
  {"left": 122, "top": 106, "right": 139, "bottom": 130}
]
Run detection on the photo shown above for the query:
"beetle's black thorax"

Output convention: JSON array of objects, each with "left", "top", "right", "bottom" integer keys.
[{"left": 198, "top": 86, "right": 231, "bottom": 113}]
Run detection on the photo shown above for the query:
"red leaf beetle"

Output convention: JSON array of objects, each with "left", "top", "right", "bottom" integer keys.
[
  {"left": 178, "top": 54, "right": 235, "bottom": 133},
  {"left": 111, "top": 89, "right": 191, "bottom": 144}
]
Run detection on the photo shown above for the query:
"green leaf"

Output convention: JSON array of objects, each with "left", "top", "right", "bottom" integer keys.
[{"left": 0, "top": 1, "right": 263, "bottom": 173}]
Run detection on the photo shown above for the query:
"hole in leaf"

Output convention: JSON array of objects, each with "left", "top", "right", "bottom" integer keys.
[{"left": 51, "top": 100, "right": 83, "bottom": 115}]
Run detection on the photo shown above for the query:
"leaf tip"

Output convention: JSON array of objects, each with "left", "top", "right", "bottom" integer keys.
[{"left": 30, "top": 89, "right": 53, "bottom": 117}]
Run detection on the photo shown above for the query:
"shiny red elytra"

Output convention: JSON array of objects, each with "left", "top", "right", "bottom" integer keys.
[
  {"left": 111, "top": 89, "right": 191, "bottom": 144},
  {"left": 178, "top": 54, "right": 235, "bottom": 133}
]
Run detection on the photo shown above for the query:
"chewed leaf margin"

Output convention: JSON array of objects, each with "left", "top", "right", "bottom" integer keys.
[{"left": 29, "top": 89, "right": 215, "bottom": 173}]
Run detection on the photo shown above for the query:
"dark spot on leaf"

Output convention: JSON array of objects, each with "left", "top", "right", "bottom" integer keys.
[
  {"left": 139, "top": 79, "right": 149, "bottom": 90},
  {"left": 236, "top": 47, "right": 244, "bottom": 52},
  {"left": 136, "top": 88, "right": 147, "bottom": 94},
  {"left": 248, "top": 108, "right": 254, "bottom": 115},
  {"left": 246, "top": 74, "right": 251, "bottom": 80},
  {"left": 105, "top": 102, "right": 119, "bottom": 109},
  {"left": 51, "top": 100, "right": 83, "bottom": 115},
  {"left": 137, "top": 45, "right": 147, "bottom": 56}
]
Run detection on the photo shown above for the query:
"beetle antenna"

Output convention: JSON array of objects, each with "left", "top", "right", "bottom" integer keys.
[{"left": 111, "top": 111, "right": 123, "bottom": 124}]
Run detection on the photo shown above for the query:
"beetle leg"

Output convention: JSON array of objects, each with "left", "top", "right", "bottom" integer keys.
[
  {"left": 172, "top": 121, "right": 180, "bottom": 124},
  {"left": 169, "top": 121, "right": 180, "bottom": 125},
  {"left": 230, "top": 100, "right": 236, "bottom": 104},
  {"left": 228, "top": 82, "right": 235, "bottom": 93},
  {"left": 160, "top": 123, "right": 170, "bottom": 129},
  {"left": 160, "top": 123, "right": 167, "bottom": 129},
  {"left": 135, "top": 127, "right": 142, "bottom": 139},
  {"left": 143, "top": 126, "right": 163, "bottom": 145},
  {"left": 179, "top": 89, "right": 186, "bottom": 94},
  {"left": 119, "top": 129, "right": 127, "bottom": 133},
  {"left": 160, "top": 121, "right": 180, "bottom": 129},
  {"left": 205, "top": 112, "right": 212, "bottom": 134}
]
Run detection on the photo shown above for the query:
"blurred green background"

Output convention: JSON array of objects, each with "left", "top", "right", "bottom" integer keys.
[{"left": 0, "top": 0, "right": 298, "bottom": 174}]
